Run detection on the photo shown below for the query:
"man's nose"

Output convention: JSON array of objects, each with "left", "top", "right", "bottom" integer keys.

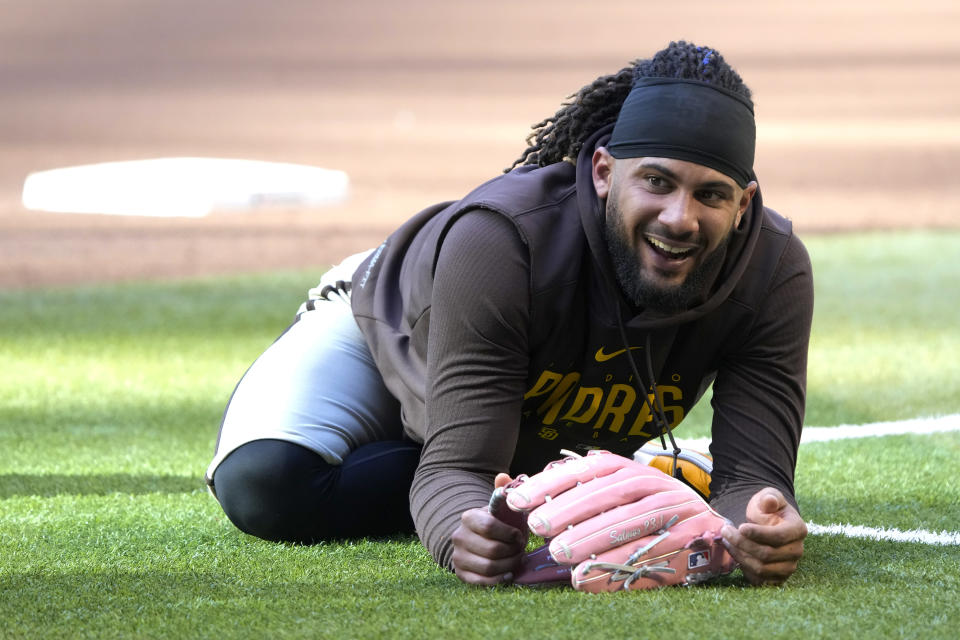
[{"left": 657, "top": 193, "right": 699, "bottom": 235}]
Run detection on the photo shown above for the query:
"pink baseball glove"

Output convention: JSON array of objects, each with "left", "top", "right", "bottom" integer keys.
[{"left": 488, "top": 450, "right": 737, "bottom": 592}]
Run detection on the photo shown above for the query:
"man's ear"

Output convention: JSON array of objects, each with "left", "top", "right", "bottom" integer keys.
[
  {"left": 592, "top": 147, "right": 615, "bottom": 199},
  {"left": 736, "top": 180, "right": 758, "bottom": 227}
]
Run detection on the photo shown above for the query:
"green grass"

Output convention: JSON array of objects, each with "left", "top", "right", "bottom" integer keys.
[
  {"left": 804, "top": 231, "right": 960, "bottom": 425},
  {"left": 2, "top": 231, "right": 959, "bottom": 639},
  {"left": 797, "top": 432, "right": 960, "bottom": 531},
  {"left": 680, "top": 229, "right": 960, "bottom": 437}
]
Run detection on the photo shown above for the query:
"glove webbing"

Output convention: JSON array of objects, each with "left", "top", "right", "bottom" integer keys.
[{"left": 578, "top": 514, "right": 681, "bottom": 591}]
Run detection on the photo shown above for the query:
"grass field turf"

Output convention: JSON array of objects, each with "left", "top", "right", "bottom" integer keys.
[{"left": 1, "top": 230, "right": 958, "bottom": 639}]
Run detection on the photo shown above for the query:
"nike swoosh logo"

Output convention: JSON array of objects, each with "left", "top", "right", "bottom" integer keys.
[{"left": 594, "top": 346, "right": 644, "bottom": 362}]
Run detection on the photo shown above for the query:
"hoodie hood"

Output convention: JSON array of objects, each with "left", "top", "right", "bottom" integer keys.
[{"left": 575, "top": 124, "right": 765, "bottom": 331}]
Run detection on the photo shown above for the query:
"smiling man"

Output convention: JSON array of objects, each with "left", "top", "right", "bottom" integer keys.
[
  {"left": 599, "top": 155, "right": 757, "bottom": 315},
  {"left": 206, "top": 42, "right": 813, "bottom": 590}
]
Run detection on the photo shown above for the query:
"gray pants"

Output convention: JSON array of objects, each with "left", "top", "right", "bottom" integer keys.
[
  {"left": 205, "top": 252, "right": 419, "bottom": 541},
  {"left": 206, "top": 250, "right": 402, "bottom": 484}
]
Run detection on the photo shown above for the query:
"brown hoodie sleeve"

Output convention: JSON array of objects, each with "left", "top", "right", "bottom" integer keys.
[
  {"left": 409, "top": 209, "right": 531, "bottom": 569},
  {"left": 707, "top": 233, "right": 814, "bottom": 524}
]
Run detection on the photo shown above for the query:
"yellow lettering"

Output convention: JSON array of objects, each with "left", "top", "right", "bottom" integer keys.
[
  {"left": 538, "top": 372, "right": 581, "bottom": 424},
  {"left": 657, "top": 385, "right": 685, "bottom": 426},
  {"left": 559, "top": 387, "right": 604, "bottom": 424},
  {"left": 523, "top": 370, "right": 563, "bottom": 400},
  {"left": 627, "top": 393, "right": 655, "bottom": 436},
  {"left": 626, "top": 386, "right": 685, "bottom": 435},
  {"left": 525, "top": 371, "right": 685, "bottom": 437},
  {"left": 592, "top": 384, "right": 636, "bottom": 433},
  {"left": 538, "top": 427, "right": 559, "bottom": 441}
]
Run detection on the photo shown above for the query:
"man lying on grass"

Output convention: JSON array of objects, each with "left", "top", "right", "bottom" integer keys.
[{"left": 205, "top": 41, "right": 812, "bottom": 590}]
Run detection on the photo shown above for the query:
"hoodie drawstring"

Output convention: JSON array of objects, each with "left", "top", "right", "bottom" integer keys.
[{"left": 613, "top": 295, "right": 683, "bottom": 478}]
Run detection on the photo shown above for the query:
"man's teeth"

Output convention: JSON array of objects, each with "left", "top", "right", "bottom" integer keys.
[{"left": 646, "top": 236, "right": 692, "bottom": 256}]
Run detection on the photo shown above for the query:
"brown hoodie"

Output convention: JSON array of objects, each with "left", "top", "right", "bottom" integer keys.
[{"left": 351, "top": 128, "right": 813, "bottom": 569}]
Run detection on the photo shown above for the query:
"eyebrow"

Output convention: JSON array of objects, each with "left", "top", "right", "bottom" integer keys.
[{"left": 637, "top": 161, "right": 735, "bottom": 192}]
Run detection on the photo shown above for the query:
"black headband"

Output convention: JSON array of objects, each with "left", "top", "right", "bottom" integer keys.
[{"left": 607, "top": 78, "right": 756, "bottom": 187}]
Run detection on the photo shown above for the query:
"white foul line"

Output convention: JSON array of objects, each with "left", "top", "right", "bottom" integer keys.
[
  {"left": 673, "top": 413, "right": 960, "bottom": 452},
  {"left": 800, "top": 413, "right": 960, "bottom": 443},
  {"left": 667, "top": 414, "right": 960, "bottom": 546},
  {"left": 806, "top": 522, "right": 960, "bottom": 546}
]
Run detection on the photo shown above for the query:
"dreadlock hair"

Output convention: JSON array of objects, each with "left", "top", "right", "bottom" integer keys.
[{"left": 508, "top": 41, "right": 752, "bottom": 171}]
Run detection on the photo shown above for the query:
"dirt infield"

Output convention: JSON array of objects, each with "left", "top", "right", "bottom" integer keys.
[{"left": 2, "top": 1, "right": 958, "bottom": 289}]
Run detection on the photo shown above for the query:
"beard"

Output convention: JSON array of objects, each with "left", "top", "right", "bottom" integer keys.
[{"left": 603, "top": 198, "right": 731, "bottom": 315}]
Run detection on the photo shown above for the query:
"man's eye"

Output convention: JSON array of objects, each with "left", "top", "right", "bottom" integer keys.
[
  {"left": 699, "top": 190, "right": 726, "bottom": 202},
  {"left": 646, "top": 175, "right": 665, "bottom": 187}
]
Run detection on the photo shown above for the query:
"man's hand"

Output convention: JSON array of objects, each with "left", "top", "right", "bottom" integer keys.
[
  {"left": 450, "top": 474, "right": 527, "bottom": 586},
  {"left": 721, "top": 487, "right": 807, "bottom": 586}
]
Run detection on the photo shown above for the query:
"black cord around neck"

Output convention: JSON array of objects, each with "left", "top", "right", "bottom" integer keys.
[{"left": 611, "top": 293, "right": 683, "bottom": 477}]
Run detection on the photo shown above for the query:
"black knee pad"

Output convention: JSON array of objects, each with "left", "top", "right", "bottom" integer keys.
[
  {"left": 213, "top": 438, "right": 421, "bottom": 542},
  {"left": 213, "top": 439, "right": 338, "bottom": 543}
]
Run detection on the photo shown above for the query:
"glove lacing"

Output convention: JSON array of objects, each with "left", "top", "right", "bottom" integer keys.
[{"left": 578, "top": 514, "right": 681, "bottom": 590}]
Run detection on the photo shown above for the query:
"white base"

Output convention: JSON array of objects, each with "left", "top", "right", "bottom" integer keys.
[{"left": 22, "top": 157, "right": 350, "bottom": 217}]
